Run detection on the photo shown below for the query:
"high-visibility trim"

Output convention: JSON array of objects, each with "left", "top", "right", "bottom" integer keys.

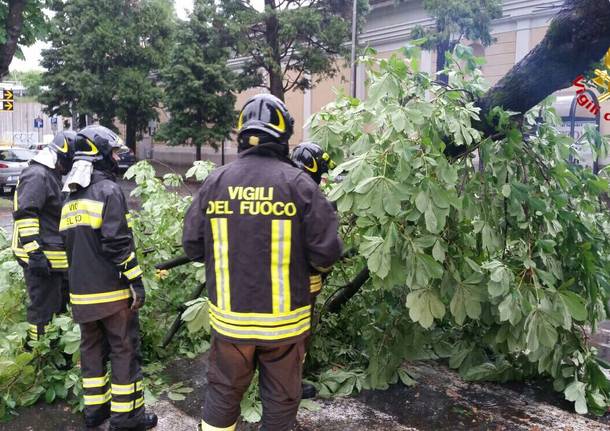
[
  {"left": 209, "top": 303, "right": 311, "bottom": 326},
  {"left": 84, "top": 389, "right": 111, "bottom": 406},
  {"left": 111, "top": 380, "right": 143, "bottom": 395},
  {"left": 70, "top": 289, "right": 131, "bottom": 305},
  {"left": 15, "top": 218, "right": 40, "bottom": 228},
  {"left": 310, "top": 274, "right": 322, "bottom": 294},
  {"left": 312, "top": 264, "right": 333, "bottom": 273},
  {"left": 18, "top": 227, "right": 40, "bottom": 237},
  {"left": 12, "top": 249, "right": 69, "bottom": 269},
  {"left": 83, "top": 373, "right": 110, "bottom": 388},
  {"left": 210, "top": 218, "right": 230, "bottom": 311},
  {"left": 120, "top": 252, "right": 136, "bottom": 266},
  {"left": 22, "top": 240, "right": 41, "bottom": 253},
  {"left": 200, "top": 420, "right": 237, "bottom": 431},
  {"left": 111, "top": 396, "right": 145, "bottom": 413},
  {"left": 271, "top": 220, "right": 292, "bottom": 313},
  {"left": 59, "top": 199, "right": 104, "bottom": 231},
  {"left": 210, "top": 313, "right": 310, "bottom": 341},
  {"left": 123, "top": 265, "right": 143, "bottom": 281}
]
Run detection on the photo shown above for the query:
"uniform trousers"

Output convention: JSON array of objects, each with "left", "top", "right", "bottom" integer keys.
[
  {"left": 24, "top": 270, "right": 65, "bottom": 340},
  {"left": 201, "top": 336, "right": 306, "bottom": 431},
  {"left": 79, "top": 307, "right": 145, "bottom": 429}
]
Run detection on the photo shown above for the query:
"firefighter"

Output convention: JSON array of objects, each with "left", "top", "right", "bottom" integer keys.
[
  {"left": 290, "top": 141, "right": 336, "bottom": 399},
  {"left": 12, "top": 131, "right": 76, "bottom": 344},
  {"left": 290, "top": 141, "right": 335, "bottom": 186},
  {"left": 183, "top": 94, "right": 343, "bottom": 431},
  {"left": 59, "top": 125, "right": 157, "bottom": 431}
]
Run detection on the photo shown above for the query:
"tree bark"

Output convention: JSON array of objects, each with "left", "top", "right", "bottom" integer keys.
[
  {"left": 436, "top": 40, "right": 450, "bottom": 85},
  {"left": 264, "top": 0, "right": 284, "bottom": 101},
  {"left": 125, "top": 111, "right": 137, "bottom": 153},
  {"left": 195, "top": 142, "right": 202, "bottom": 161},
  {"left": 0, "top": 0, "right": 27, "bottom": 79},
  {"left": 476, "top": 0, "right": 610, "bottom": 133}
]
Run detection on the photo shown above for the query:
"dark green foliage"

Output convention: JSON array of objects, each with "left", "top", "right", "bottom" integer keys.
[
  {"left": 217, "top": 0, "right": 369, "bottom": 100},
  {"left": 39, "top": 0, "right": 174, "bottom": 149},
  {"left": 410, "top": 0, "right": 502, "bottom": 80},
  {"left": 156, "top": 0, "right": 239, "bottom": 160},
  {"left": 0, "top": 0, "right": 49, "bottom": 78}
]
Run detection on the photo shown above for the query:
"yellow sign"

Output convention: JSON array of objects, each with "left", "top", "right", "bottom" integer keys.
[
  {"left": 592, "top": 47, "right": 610, "bottom": 103},
  {"left": 0, "top": 101, "right": 13, "bottom": 111},
  {"left": 2, "top": 90, "right": 13, "bottom": 100}
]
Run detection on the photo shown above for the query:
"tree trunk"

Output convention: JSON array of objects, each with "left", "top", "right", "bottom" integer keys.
[
  {"left": 195, "top": 142, "right": 202, "bottom": 161},
  {"left": 0, "top": 0, "right": 27, "bottom": 79},
  {"left": 436, "top": 40, "right": 450, "bottom": 85},
  {"left": 476, "top": 0, "right": 610, "bottom": 134},
  {"left": 264, "top": 0, "right": 284, "bottom": 101},
  {"left": 125, "top": 111, "right": 137, "bottom": 153}
]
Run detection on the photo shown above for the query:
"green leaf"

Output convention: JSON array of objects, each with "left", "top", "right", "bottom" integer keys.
[
  {"left": 501, "top": 184, "right": 511, "bottom": 197},
  {"left": 564, "top": 381, "right": 588, "bottom": 414},
  {"left": 559, "top": 291, "right": 587, "bottom": 321},
  {"left": 397, "top": 368, "right": 417, "bottom": 387},
  {"left": 415, "top": 191, "right": 429, "bottom": 213}
]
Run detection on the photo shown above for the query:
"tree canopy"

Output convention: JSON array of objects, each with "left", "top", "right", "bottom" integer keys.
[
  {"left": 0, "top": 0, "right": 48, "bottom": 79},
  {"left": 216, "top": 0, "right": 368, "bottom": 101},
  {"left": 39, "top": 0, "right": 174, "bottom": 150},
  {"left": 157, "top": 0, "right": 240, "bottom": 160},
  {"left": 412, "top": 0, "right": 502, "bottom": 84}
]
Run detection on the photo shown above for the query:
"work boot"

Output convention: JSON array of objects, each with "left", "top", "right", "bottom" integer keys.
[
  {"left": 84, "top": 404, "right": 110, "bottom": 428},
  {"left": 301, "top": 382, "right": 317, "bottom": 399},
  {"left": 109, "top": 412, "right": 158, "bottom": 430}
]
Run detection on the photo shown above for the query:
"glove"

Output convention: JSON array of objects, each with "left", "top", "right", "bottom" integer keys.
[
  {"left": 129, "top": 278, "right": 146, "bottom": 310},
  {"left": 28, "top": 251, "right": 51, "bottom": 277}
]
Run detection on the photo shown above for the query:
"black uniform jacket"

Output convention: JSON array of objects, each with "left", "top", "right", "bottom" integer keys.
[
  {"left": 60, "top": 170, "right": 142, "bottom": 323},
  {"left": 12, "top": 161, "right": 68, "bottom": 270},
  {"left": 183, "top": 151, "right": 342, "bottom": 345}
]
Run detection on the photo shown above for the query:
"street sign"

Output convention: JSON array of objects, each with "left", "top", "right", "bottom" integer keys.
[
  {"left": 50, "top": 116, "right": 58, "bottom": 125},
  {"left": 0, "top": 101, "right": 13, "bottom": 111},
  {"left": 2, "top": 90, "right": 13, "bottom": 100},
  {"left": 34, "top": 118, "right": 43, "bottom": 128}
]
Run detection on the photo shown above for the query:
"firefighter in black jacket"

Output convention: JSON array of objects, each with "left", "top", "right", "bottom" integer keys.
[
  {"left": 183, "top": 94, "right": 343, "bottom": 431},
  {"left": 12, "top": 131, "right": 76, "bottom": 343},
  {"left": 59, "top": 125, "right": 157, "bottom": 431}
]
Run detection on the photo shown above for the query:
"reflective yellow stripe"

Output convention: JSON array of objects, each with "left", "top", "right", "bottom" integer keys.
[
  {"left": 209, "top": 303, "right": 310, "bottom": 326},
  {"left": 13, "top": 249, "right": 68, "bottom": 269},
  {"left": 83, "top": 373, "right": 110, "bottom": 388},
  {"left": 210, "top": 314, "right": 310, "bottom": 341},
  {"left": 59, "top": 199, "right": 104, "bottom": 231},
  {"left": 111, "top": 396, "right": 144, "bottom": 412},
  {"left": 15, "top": 218, "right": 39, "bottom": 228},
  {"left": 23, "top": 241, "right": 40, "bottom": 253},
  {"left": 211, "top": 218, "right": 230, "bottom": 311},
  {"left": 123, "top": 265, "right": 143, "bottom": 280},
  {"left": 271, "top": 220, "right": 291, "bottom": 313},
  {"left": 120, "top": 252, "right": 136, "bottom": 266},
  {"left": 70, "top": 289, "right": 131, "bottom": 305},
  {"left": 84, "top": 389, "right": 111, "bottom": 405},
  {"left": 200, "top": 420, "right": 237, "bottom": 431},
  {"left": 19, "top": 227, "right": 40, "bottom": 236},
  {"left": 111, "top": 380, "right": 143, "bottom": 395}
]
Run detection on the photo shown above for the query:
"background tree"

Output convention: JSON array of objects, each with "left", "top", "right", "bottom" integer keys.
[
  {"left": 219, "top": 0, "right": 369, "bottom": 101},
  {"left": 157, "top": 0, "right": 239, "bottom": 161},
  {"left": 39, "top": 0, "right": 174, "bottom": 150},
  {"left": 8, "top": 69, "right": 42, "bottom": 97},
  {"left": 411, "top": 0, "right": 502, "bottom": 84},
  {"left": 0, "top": 0, "right": 48, "bottom": 79}
]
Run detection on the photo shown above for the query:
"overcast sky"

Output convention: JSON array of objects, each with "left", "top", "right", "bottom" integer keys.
[{"left": 10, "top": 0, "right": 264, "bottom": 73}]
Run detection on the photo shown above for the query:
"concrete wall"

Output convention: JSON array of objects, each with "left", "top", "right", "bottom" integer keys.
[{"left": 0, "top": 100, "right": 69, "bottom": 147}]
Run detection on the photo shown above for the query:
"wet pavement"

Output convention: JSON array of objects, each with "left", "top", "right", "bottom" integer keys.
[{"left": 2, "top": 355, "right": 610, "bottom": 431}]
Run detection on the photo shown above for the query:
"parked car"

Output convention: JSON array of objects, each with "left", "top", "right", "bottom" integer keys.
[
  {"left": 0, "top": 148, "right": 36, "bottom": 194},
  {"left": 118, "top": 148, "right": 136, "bottom": 172}
]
